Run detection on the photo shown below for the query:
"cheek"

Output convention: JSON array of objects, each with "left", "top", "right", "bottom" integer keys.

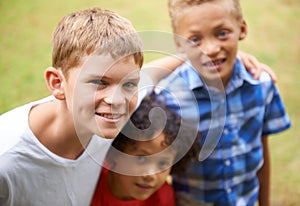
[
  {"left": 113, "top": 161, "right": 128, "bottom": 172},
  {"left": 73, "top": 84, "right": 98, "bottom": 109},
  {"left": 74, "top": 94, "right": 96, "bottom": 114},
  {"left": 112, "top": 156, "right": 140, "bottom": 175},
  {"left": 158, "top": 168, "right": 172, "bottom": 180},
  {"left": 156, "top": 170, "right": 172, "bottom": 186},
  {"left": 128, "top": 93, "right": 138, "bottom": 114},
  {"left": 224, "top": 38, "right": 239, "bottom": 52},
  {"left": 113, "top": 174, "right": 135, "bottom": 192}
]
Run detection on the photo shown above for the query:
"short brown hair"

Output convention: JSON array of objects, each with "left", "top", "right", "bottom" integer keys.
[
  {"left": 168, "top": 0, "right": 243, "bottom": 32},
  {"left": 52, "top": 7, "right": 143, "bottom": 77}
]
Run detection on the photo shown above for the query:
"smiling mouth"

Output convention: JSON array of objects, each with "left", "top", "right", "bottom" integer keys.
[
  {"left": 96, "top": 113, "right": 124, "bottom": 122},
  {"left": 202, "top": 58, "right": 226, "bottom": 71},
  {"left": 135, "top": 184, "right": 154, "bottom": 191}
]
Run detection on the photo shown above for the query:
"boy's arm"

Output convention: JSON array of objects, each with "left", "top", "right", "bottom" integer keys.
[
  {"left": 142, "top": 55, "right": 185, "bottom": 85},
  {"left": 143, "top": 52, "right": 277, "bottom": 85},
  {"left": 237, "top": 51, "right": 277, "bottom": 82},
  {"left": 258, "top": 136, "right": 271, "bottom": 206}
]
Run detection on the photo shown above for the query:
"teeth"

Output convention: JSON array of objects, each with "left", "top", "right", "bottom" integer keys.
[
  {"left": 204, "top": 59, "right": 224, "bottom": 66},
  {"left": 100, "top": 114, "right": 121, "bottom": 119},
  {"left": 205, "top": 62, "right": 214, "bottom": 66}
]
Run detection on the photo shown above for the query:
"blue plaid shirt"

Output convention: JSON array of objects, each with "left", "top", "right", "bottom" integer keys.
[{"left": 156, "top": 59, "right": 291, "bottom": 206}]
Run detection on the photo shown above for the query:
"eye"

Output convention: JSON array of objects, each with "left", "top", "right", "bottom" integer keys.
[
  {"left": 189, "top": 36, "right": 201, "bottom": 46},
  {"left": 158, "top": 160, "right": 172, "bottom": 170},
  {"left": 123, "top": 82, "right": 137, "bottom": 89},
  {"left": 218, "top": 30, "right": 229, "bottom": 39},
  {"left": 89, "top": 79, "right": 107, "bottom": 89},
  {"left": 90, "top": 79, "right": 105, "bottom": 85},
  {"left": 136, "top": 156, "right": 147, "bottom": 164},
  {"left": 123, "top": 81, "right": 138, "bottom": 92}
]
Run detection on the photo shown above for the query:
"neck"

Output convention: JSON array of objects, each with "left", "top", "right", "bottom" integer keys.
[
  {"left": 203, "top": 78, "right": 226, "bottom": 92},
  {"left": 29, "top": 99, "right": 91, "bottom": 160}
]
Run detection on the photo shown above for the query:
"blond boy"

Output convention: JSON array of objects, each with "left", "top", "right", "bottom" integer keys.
[{"left": 0, "top": 8, "right": 143, "bottom": 206}]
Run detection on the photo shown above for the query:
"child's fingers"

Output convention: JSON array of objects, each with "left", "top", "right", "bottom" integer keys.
[
  {"left": 260, "top": 63, "right": 278, "bottom": 83},
  {"left": 237, "top": 51, "right": 277, "bottom": 83},
  {"left": 238, "top": 51, "right": 262, "bottom": 79}
]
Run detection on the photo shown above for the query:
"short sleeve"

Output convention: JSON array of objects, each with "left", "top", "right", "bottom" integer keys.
[{"left": 262, "top": 81, "right": 291, "bottom": 136}]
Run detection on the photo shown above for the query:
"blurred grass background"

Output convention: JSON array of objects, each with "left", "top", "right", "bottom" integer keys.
[{"left": 0, "top": 0, "right": 299, "bottom": 205}]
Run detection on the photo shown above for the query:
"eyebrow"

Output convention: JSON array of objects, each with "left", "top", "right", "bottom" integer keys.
[
  {"left": 86, "top": 73, "right": 140, "bottom": 81},
  {"left": 135, "top": 148, "right": 152, "bottom": 156}
]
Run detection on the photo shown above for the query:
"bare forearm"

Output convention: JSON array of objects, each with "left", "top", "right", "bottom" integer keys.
[
  {"left": 142, "top": 51, "right": 277, "bottom": 86},
  {"left": 258, "top": 136, "right": 271, "bottom": 206},
  {"left": 237, "top": 51, "right": 277, "bottom": 82},
  {"left": 142, "top": 55, "right": 185, "bottom": 85}
]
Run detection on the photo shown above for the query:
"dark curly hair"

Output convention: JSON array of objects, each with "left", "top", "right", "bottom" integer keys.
[{"left": 108, "top": 90, "right": 201, "bottom": 175}]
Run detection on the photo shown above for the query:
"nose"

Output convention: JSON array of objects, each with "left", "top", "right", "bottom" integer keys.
[
  {"left": 141, "top": 167, "right": 157, "bottom": 182},
  {"left": 103, "top": 86, "right": 126, "bottom": 106},
  {"left": 200, "top": 39, "right": 220, "bottom": 57},
  {"left": 141, "top": 173, "right": 156, "bottom": 182}
]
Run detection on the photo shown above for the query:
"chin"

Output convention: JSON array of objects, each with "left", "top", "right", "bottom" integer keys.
[
  {"left": 96, "top": 120, "right": 128, "bottom": 139},
  {"left": 102, "top": 131, "right": 120, "bottom": 139},
  {"left": 135, "top": 195, "right": 151, "bottom": 201},
  {"left": 95, "top": 127, "right": 121, "bottom": 139}
]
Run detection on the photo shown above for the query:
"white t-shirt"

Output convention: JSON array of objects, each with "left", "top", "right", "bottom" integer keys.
[{"left": 0, "top": 96, "right": 113, "bottom": 206}]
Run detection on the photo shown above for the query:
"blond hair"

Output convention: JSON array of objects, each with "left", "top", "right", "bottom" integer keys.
[
  {"left": 52, "top": 7, "right": 143, "bottom": 76},
  {"left": 168, "top": 0, "right": 243, "bottom": 32}
]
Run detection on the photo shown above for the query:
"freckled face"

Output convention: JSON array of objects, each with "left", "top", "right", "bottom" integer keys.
[
  {"left": 108, "top": 133, "right": 175, "bottom": 200},
  {"left": 175, "top": 2, "right": 247, "bottom": 87},
  {"left": 64, "top": 55, "right": 140, "bottom": 141}
]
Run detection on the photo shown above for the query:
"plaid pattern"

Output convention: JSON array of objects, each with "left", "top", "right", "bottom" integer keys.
[{"left": 156, "top": 59, "right": 291, "bottom": 206}]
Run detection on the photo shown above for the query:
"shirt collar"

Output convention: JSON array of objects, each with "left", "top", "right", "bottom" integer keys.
[
  {"left": 226, "top": 59, "right": 259, "bottom": 93},
  {"left": 179, "top": 60, "right": 204, "bottom": 90},
  {"left": 182, "top": 59, "right": 259, "bottom": 92}
]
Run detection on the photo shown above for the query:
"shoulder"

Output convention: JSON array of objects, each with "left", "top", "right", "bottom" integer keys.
[
  {"left": 253, "top": 71, "right": 278, "bottom": 99},
  {"left": 0, "top": 104, "right": 30, "bottom": 155},
  {"left": 258, "top": 71, "right": 273, "bottom": 84},
  {"left": 235, "top": 61, "right": 276, "bottom": 97},
  {"left": 0, "top": 96, "right": 54, "bottom": 125},
  {"left": 0, "top": 96, "right": 54, "bottom": 155},
  {"left": 156, "top": 61, "right": 199, "bottom": 93},
  {"left": 236, "top": 58, "right": 272, "bottom": 86}
]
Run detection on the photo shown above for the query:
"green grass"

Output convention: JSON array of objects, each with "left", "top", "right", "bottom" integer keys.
[
  {"left": 1, "top": 0, "right": 299, "bottom": 205},
  {"left": 240, "top": 2, "right": 300, "bottom": 204}
]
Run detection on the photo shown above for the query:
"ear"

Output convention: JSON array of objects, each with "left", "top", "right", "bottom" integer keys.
[
  {"left": 44, "top": 67, "right": 65, "bottom": 100},
  {"left": 239, "top": 20, "right": 248, "bottom": 40}
]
